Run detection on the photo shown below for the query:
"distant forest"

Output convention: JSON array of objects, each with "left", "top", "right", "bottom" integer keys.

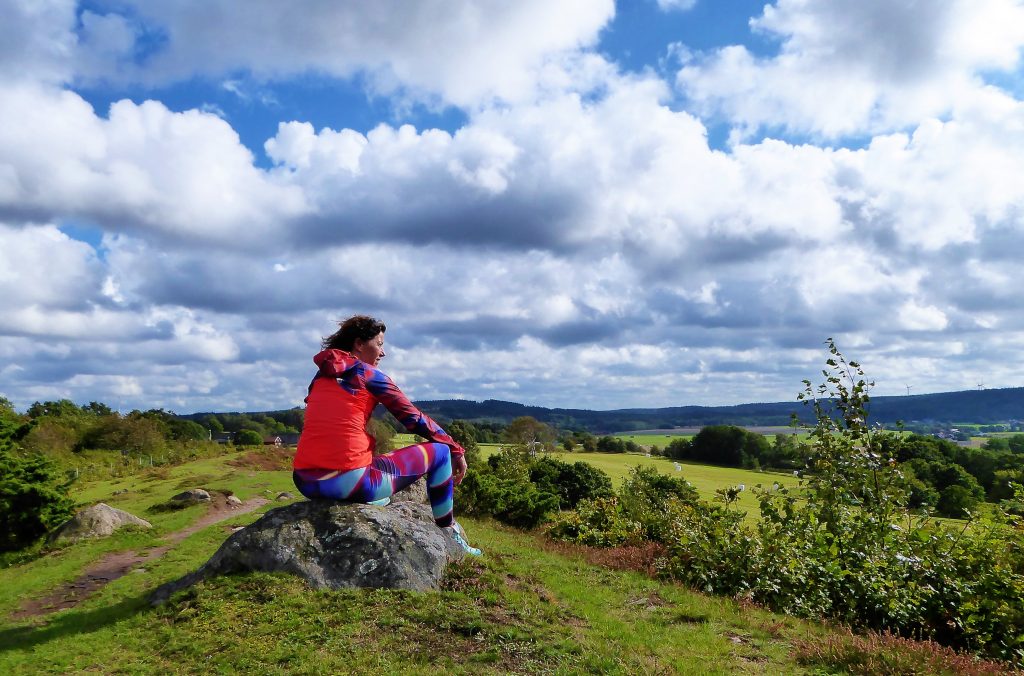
[{"left": 173, "top": 386, "right": 1024, "bottom": 434}]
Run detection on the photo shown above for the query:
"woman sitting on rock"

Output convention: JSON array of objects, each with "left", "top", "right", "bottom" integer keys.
[{"left": 292, "top": 315, "right": 481, "bottom": 556}]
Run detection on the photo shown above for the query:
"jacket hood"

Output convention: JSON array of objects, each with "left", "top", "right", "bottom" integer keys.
[{"left": 313, "top": 349, "right": 360, "bottom": 377}]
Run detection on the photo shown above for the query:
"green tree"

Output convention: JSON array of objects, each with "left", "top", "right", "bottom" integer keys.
[
  {"left": 503, "top": 416, "right": 556, "bottom": 453},
  {"left": 0, "top": 443, "right": 76, "bottom": 551},
  {"left": 989, "top": 469, "right": 1024, "bottom": 502},
  {"left": 664, "top": 436, "right": 692, "bottom": 460},
  {"left": 235, "top": 429, "right": 264, "bottom": 447},
  {"left": 367, "top": 418, "right": 395, "bottom": 455},
  {"left": 937, "top": 484, "right": 981, "bottom": 518},
  {"left": 529, "top": 456, "right": 613, "bottom": 509},
  {"left": 762, "top": 432, "right": 805, "bottom": 469},
  {"left": 26, "top": 399, "right": 82, "bottom": 419},
  {"left": 203, "top": 415, "right": 225, "bottom": 435},
  {"left": 688, "top": 425, "right": 770, "bottom": 468},
  {"left": 0, "top": 397, "right": 23, "bottom": 443},
  {"left": 19, "top": 419, "right": 78, "bottom": 456},
  {"left": 79, "top": 415, "right": 168, "bottom": 455},
  {"left": 446, "top": 420, "right": 481, "bottom": 468},
  {"left": 82, "top": 401, "right": 114, "bottom": 416}
]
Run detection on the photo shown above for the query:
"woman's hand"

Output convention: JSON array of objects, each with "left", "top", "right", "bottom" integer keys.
[{"left": 452, "top": 453, "right": 468, "bottom": 485}]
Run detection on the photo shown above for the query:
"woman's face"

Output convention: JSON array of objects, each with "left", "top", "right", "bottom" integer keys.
[{"left": 352, "top": 331, "right": 386, "bottom": 366}]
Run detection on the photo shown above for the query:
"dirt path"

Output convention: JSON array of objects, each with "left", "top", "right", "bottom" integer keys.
[{"left": 10, "top": 495, "right": 270, "bottom": 620}]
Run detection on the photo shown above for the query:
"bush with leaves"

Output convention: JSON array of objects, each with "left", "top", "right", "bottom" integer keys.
[
  {"left": 617, "top": 465, "right": 699, "bottom": 541},
  {"left": 529, "top": 456, "right": 614, "bottom": 509},
  {"left": 548, "top": 465, "right": 699, "bottom": 547},
  {"left": 235, "top": 429, "right": 264, "bottom": 447},
  {"left": 455, "top": 446, "right": 561, "bottom": 529},
  {"left": 546, "top": 497, "right": 645, "bottom": 547},
  {"left": 657, "top": 339, "right": 1024, "bottom": 665},
  {"left": 0, "top": 442, "right": 76, "bottom": 551}
]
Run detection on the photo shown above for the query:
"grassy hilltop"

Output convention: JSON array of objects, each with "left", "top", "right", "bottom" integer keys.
[{"left": 0, "top": 448, "right": 1005, "bottom": 674}]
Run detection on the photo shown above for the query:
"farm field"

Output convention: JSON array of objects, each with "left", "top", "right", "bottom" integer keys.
[
  {"left": 477, "top": 444, "right": 801, "bottom": 517},
  {"left": 613, "top": 426, "right": 809, "bottom": 449}
]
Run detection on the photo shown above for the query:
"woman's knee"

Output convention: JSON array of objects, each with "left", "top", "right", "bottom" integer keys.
[{"left": 429, "top": 442, "right": 452, "bottom": 466}]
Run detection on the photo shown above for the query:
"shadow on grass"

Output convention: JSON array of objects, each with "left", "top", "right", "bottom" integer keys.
[{"left": 0, "top": 591, "right": 153, "bottom": 655}]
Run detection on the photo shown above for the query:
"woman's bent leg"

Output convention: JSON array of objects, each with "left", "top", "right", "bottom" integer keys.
[
  {"left": 294, "top": 444, "right": 455, "bottom": 527},
  {"left": 363, "top": 443, "right": 454, "bottom": 527}
]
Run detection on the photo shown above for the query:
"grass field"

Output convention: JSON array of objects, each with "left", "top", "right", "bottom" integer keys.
[
  {"left": 0, "top": 449, "right": 829, "bottom": 674},
  {"left": 475, "top": 445, "right": 801, "bottom": 517},
  {"left": 611, "top": 427, "right": 810, "bottom": 450},
  {"left": 395, "top": 433, "right": 802, "bottom": 515},
  {"left": 1, "top": 449, "right": 998, "bottom": 673}
]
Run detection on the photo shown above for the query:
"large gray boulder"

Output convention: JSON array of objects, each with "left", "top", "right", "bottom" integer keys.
[
  {"left": 49, "top": 503, "right": 152, "bottom": 544},
  {"left": 151, "top": 481, "right": 462, "bottom": 604}
]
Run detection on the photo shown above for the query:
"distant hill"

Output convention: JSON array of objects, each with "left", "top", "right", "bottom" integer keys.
[
  {"left": 181, "top": 386, "right": 1024, "bottom": 434},
  {"left": 413, "top": 387, "right": 1024, "bottom": 433}
]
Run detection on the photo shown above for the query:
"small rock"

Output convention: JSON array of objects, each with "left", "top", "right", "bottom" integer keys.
[
  {"left": 49, "top": 503, "right": 152, "bottom": 544},
  {"left": 226, "top": 495, "right": 243, "bottom": 508},
  {"left": 170, "top": 489, "right": 211, "bottom": 504},
  {"left": 276, "top": 491, "right": 295, "bottom": 501}
]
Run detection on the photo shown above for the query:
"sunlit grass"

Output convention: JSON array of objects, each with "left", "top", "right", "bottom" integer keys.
[
  {"left": 1, "top": 449, "right": 992, "bottom": 673},
  {"left": 477, "top": 445, "right": 800, "bottom": 517}
]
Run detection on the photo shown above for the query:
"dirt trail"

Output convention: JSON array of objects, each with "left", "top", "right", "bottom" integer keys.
[{"left": 10, "top": 495, "right": 270, "bottom": 620}]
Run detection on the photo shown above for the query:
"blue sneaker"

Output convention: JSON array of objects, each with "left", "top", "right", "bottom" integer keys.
[
  {"left": 448, "top": 521, "right": 482, "bottom": 556},
  {"left": 367, "top": 497, "right": 391, "bottom": 507}
]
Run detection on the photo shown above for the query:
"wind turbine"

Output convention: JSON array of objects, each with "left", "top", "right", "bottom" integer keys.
[{"left": 905, "top": 384, "right": 912, "bottom": 396}]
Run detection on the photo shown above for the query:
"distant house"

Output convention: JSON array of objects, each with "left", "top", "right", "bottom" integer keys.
[
  {"left": 263, "top": 436, "right": 283, "bottom": 447},
  {"left": 214, "top": 432, "right": 235, "bottom": 445},
  {"left": 278, "top": 433, "right": 301, "bottom": 446}
]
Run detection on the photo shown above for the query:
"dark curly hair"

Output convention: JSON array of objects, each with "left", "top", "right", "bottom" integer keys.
[{"left": 322, "top": 315, "right": 387, "bottom": 351}]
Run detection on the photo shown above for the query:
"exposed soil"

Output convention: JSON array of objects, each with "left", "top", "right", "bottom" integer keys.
[
  {"left": 227, "top": 446, "right": 293, "bottom": 472},
  {"left": 10, "top": 494, "right": 269, "bottom": 620}
]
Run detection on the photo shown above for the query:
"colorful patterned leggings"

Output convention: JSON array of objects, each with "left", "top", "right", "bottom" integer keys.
[{"left": 292, "top": 442, "right": 454, "bottom": 527}]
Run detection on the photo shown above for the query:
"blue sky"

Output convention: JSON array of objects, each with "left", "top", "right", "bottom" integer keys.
[{"left": 2, "top": 0, "right": 1024, "bottom": 414}]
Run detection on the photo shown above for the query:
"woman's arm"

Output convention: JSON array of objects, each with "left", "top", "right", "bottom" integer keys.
[{"left": 363, "top": 366, "right": 466, "bottom": 457}]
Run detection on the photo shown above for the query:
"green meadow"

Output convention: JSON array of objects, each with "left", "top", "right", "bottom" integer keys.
[
  {"left": 0, "top": 449, "right": 821, "bottom": 674},
  {"left": 2, "top": 447, "right": 1001, "bottom": 673},
  {"left": 395, "top": 432, "right": 803, "bottom": 516},
  {"left": 611, "top": 427, "right": 809, "bottom": 450},
  {"left": 475, "top": 444, "right": 802, "bottom": 517}
]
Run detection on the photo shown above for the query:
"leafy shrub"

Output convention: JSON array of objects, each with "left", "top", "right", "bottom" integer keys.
[
  {"left": 235, "top": 429, "right": 264, "bottom": 447},
  {"left": 457, "top": 446, "right": 617, "bottom": 530},
  {"left": 457, "top": 472, "right": 559, "bottom": 529},
  {"left": 661, "top": 492, "right": 757, "bottom": 595},
  {"left": 617, "top": 465, "right": 698, "bottom": 541},
  {"left": 0, "top": 444, "right": 76, "bottom": 551},
  {"left": 656, "top": 340, "right": 1024, "bottom": 665},
  {"left": 547, "top": 497, "right": 644, "bottom": 547},
  {"left": 529, "top": 456, "right": 614, "bottom": 509},
  {"left": 547, "top": 465, "right": 699, "bottom": 547}
]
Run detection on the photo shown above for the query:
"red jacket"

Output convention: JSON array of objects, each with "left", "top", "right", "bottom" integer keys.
[{"left": 294, "top": 349, "right": 465, "bottom": 471}]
